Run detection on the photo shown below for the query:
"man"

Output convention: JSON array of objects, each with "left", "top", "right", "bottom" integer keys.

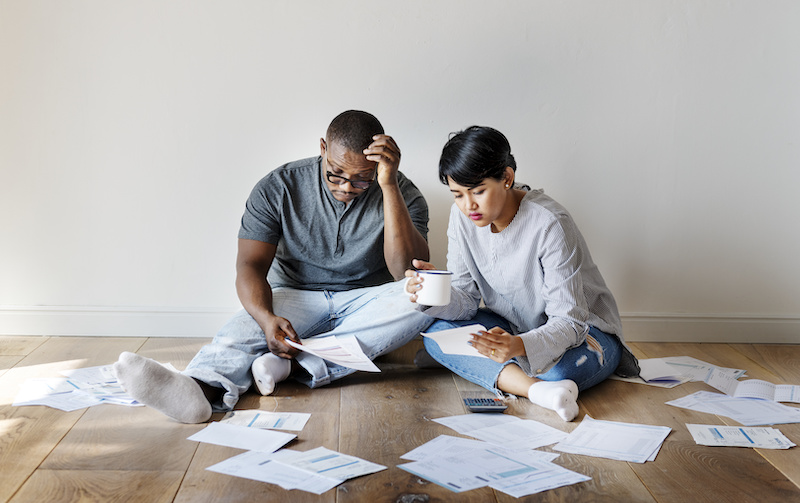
[{"left": 114, "top": 110, "right": 433, "bottom": 423}]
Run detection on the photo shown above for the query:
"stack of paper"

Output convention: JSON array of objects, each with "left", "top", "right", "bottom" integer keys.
[
  {"left": 552, "top": 416, "right": 671, "bottom": 463},
  {"left": 659, "top": 356, "right": 746, "bottom": 382},
  {"left": 686, "top": 424, "right": 795, "bottom": 449},
  {"left": 189, "top": 421, "right": 384, "bottom": 494},
  {"left": 13, "top": 363, "right": 144, "bottom": 411},
  {"left": 610, "top": 356, "right": 745, "bottom": 388},
  {"left": 207, "top": 447, "right": 385, "bottom": 494},
  {"left": 398, "top": 435, "right": 589, "bottom": 497}
]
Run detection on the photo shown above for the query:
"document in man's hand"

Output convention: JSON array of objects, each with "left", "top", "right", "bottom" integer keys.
[{"left": 286, "top": 334, "right": 380, "bottom": 372}]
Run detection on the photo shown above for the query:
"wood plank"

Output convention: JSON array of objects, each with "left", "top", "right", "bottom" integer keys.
[
  {"left": 0, "top": 406, "right": 85, "bottom": 503},
  {"left": 624, "top": 343, "right": 800, "bottom": 502},
  {"left": 448, "top": 351, "right": 656, "bottom": 502},
  {"left": 494, "top": 379, "right": 657, "bottom": 503},
  {"left": 0, "top": 336, "right": 147, "bottom": 503},
  {"left": 30, "top": 337, "right": 213, "bottom": 501},
  {"left": 728, "top": 344, "right": 800, "bottom": 488},
  {"left": 9, "top": 469, "right": 183, "bottom": 503},
  {"left": 0, "top": 336, "right": 48, "bottom": 356},
  {"left": 637, "top": 342, "right": 800, "bottom": 493},
  {"left": 731, "top": 343, "right": 800, "bottom": 383},
  {"left": 0, "top": 355, "right": 24, "bottom": 379},
  {"left": 39, "top": 404, "right": 205, "bottom": 471},
  {"left": 338, "top": 363, "right": 497, "bottom": 502},
  {"left": 37, "top": 337, "right": 213, "bottom": 472},
  {"left": 2, "top": 337, "right": 798, "bottom": 502}
]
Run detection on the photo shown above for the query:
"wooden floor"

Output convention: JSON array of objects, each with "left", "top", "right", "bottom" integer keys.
[{"left": 1, "top": 336, "right": 799, "bottom": 503}]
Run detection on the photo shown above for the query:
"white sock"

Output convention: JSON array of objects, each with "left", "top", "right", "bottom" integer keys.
[
  {"left": 527, "top": 379, "right": 579, "bottom": 421},
  {"left": 251, "top": 353, "right": 291, "bottom": 396},
  {"left": 113, "top": 351, "right": 212, "bottom": 424}
]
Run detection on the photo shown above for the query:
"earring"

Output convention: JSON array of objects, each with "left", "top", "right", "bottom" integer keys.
[{"left": 505, "top": 184, "right": 510, "bottom": 188}]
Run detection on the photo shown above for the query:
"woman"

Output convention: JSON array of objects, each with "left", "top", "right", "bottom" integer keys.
[{"left": 406, "top": 126, "right": 639, "bottom": 421}]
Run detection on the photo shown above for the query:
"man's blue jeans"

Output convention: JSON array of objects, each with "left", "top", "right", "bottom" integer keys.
[
  {"left": 184, "top": 279, "right": 433, "bottom": 411},
  {"left": 422, "top": 309, "right": 622, "bottom": 395}
]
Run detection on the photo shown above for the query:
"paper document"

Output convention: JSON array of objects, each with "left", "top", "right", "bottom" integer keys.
[
  {"left": 657, "top": 356, "right": 745, "bottom": 382},
  {"left": 13, "top": 361, "right": 151, "bottom": 411},
  {"left": 206, "top": 447, "right": 385, "bottom": 494},
  {"left": 433, "top": 413, "right": 568, "bottom": 450},
  {"left": 206, "top": 450, "right": 342, "bottom": 494},
  {"left": 704, "top": 369, "right": 800, "bottom": 403},
  {"left": 421, "top": 324, "right": 488, "bottom": 358},
  {"left": 432, "top": 412, "right": 519, "bottom": 434},
  {"left": 60, "top": 364, "right": 119, "bottom": 385},
  {"left": 278, "top": 446, "right": 385, "bottom": 481},
  {"left": 686, "top": 424, "right": 795, "bottom": 449},
  {"left": 187, "top": 422, "right": 296, "bottom": 453},
  {"left": 608, "top": 359, "right": 688, "bottom": 387},
  {"left": 553, "top": 416, "right": 671, "bottom": 463},
  {"left": 286, "top": 334, "right": 379, "bottom": 372},
  {"left": 219, "top": 410, "right": 311, "bottom": 431},
  {"left": 13, "top": 378, "right": 104, "bottom": 411},
  {"left": 667, "top": 391, "right": 800, "bottom": 426},
  {"left": 398, "top": 436, "right": 588, "bottom": 496},
  {"left": 402, "top": 434, "right": 559, "bottom": 463},
  {"left": 609, "top": 356, "right": 745, "bottom": 388}
]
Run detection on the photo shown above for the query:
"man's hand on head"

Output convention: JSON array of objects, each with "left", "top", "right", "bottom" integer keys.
[{"left": 363, "top": 134, "right": 401, "bottom": 187}]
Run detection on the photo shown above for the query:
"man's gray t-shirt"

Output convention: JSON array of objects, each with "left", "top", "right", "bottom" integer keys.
[{"left": 238, "top": 156, "right": 429, "bottom": 291}]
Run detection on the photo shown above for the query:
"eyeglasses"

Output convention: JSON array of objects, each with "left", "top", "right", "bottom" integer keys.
[{"left": 326, "top": 171, "right": 375, "bottom": 190}]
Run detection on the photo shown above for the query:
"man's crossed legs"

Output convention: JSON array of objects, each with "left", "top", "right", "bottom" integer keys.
[{"left": 114, "top": 280, "right": 432, "bottom": 423}]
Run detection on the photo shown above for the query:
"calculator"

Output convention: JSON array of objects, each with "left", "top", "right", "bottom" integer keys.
[{"left": 462, "top": 393, "right": 508, "bottom": 413}]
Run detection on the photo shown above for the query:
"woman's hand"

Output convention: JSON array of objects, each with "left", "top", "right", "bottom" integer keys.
[
  {"left": 403, "top": 258, "right": 437, "bottom": 302},
  {"left": 470, "top": 326, "right": 525, "bottom": 363}
]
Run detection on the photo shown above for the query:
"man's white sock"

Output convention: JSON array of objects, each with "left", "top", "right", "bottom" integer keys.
[
  {"left": 251, "top": 353, "right": 291, "bottom": 396},
  {"left": 113, "top": 351, "right": 212, "bottom": 424},
  {"left": 527, "top": 379, "right": 579, "bottom": 421}
]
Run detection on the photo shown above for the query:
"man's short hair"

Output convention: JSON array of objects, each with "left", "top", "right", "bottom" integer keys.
[{"left": 326, "top": 110, "right": 385, "bottom": 153}]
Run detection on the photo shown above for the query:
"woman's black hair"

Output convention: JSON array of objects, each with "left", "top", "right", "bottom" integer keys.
[{"left": 438, "top": 126, "right": 517, "bottom": 187}]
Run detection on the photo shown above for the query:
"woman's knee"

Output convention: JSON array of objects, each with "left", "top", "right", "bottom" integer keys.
[{"left": 538, "top": 329, "right": 622, "bottom": 391}]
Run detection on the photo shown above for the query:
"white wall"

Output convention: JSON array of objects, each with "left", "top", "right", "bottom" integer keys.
[{"left": 2, "top": 1, "right": 799, "bottom": 341}]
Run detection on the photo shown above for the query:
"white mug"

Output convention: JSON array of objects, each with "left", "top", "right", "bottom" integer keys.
[{"left": 408, "top": 270, "right": 453, "bottom": 306}]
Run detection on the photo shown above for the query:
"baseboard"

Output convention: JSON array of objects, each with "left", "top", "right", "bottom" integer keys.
[
  {"left": 0, "top": 306, "right": 238, "bottom": 337},
  {"left": 1, "top": 306, "right": 798, "bottom": 343},
  {"left": 621, "top": 313, "right": 800, "bottom": 343}
]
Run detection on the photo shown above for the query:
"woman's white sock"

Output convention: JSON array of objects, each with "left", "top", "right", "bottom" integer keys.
[
  {"left": 251, "top": 353, "right": 291, "bottom": 395},
  {"left": 527, "top": 379, "right": 579, "bottom": 421}
]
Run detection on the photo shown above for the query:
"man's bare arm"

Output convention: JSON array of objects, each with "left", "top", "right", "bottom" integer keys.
[
  {"left": 364, "top": 134, "right": 429, "bottom": 279},
  {"left": 235, "top": 239, "right": 299, "bottom": 358}
]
